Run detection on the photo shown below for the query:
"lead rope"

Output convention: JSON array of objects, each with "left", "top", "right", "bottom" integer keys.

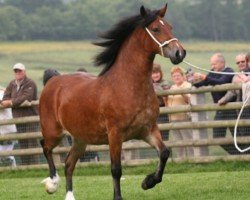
[
  {"left": 183, "top": 60, "right": 250, "bottom": 75},
  {"left": 183, "top": 60, "right": 250, "bottom": 153},
  {"left": 234, "top": 83, "right": 250, "bottom": 152}
]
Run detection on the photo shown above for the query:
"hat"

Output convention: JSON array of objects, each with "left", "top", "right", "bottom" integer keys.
[{"left": 13, "top": 63, "right": 25, "bottom": 71}]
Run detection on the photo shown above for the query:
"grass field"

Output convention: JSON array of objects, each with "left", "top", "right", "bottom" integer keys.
[
  {"left": 0, "top": 40, "right": 249, "bottom": 93},
  {"left": 1, "top": 161, "right": 250, "bottom": 200}
]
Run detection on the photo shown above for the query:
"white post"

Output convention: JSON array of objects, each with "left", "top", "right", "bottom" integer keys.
[{"left": 190, "top": 93, "right": 209, "bottom": 157}]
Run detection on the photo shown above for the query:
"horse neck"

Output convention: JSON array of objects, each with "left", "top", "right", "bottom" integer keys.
[{"left": 107, "top": 29, "right": 155, "bottom": 85}]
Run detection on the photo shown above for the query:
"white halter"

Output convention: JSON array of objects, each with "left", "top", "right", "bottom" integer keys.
[{"left": 145, "top": 27, "right": 178, "bottom": 56}]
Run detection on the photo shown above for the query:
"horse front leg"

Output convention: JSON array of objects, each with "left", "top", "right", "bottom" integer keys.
[
  {"left": 108, "top": 130, "right": 123, "bottom": 200},
  {"left": 65, "top": 139, "right": 87, "bottom": 200},
  {"left": 142, "top": 125, "right": 170, "bottom": 190}
]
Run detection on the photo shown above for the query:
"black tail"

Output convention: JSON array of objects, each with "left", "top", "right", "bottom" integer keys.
[{"left": 43, "top": 69, "right": 60, "bottom": 86}]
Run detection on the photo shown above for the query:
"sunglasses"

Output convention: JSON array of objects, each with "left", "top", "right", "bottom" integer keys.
[{"left": 236, "top": 60, "right": 246, "bottom": 65}]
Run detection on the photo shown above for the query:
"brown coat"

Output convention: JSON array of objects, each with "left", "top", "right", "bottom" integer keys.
[{"left": 3, "top": 76, "right": 38, "bottom": 118}]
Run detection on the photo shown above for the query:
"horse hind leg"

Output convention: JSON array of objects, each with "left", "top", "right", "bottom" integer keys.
[
  {"left": 141, "top": 125, "right": 170, "bottom": 190},
  {"left": 65, "top": 138, "right": 87, "bottom": 200},
  {"left": 40, "top": 126, "right": 63, "bottom": 194}
]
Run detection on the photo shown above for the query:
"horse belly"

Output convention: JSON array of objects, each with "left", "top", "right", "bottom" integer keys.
[{"left": 59, "top": 107, "right": 109, "bottom": 145}]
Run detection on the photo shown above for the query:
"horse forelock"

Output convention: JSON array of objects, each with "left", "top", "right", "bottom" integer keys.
[{"left": 94, "top": 9, "right": 158, "bottom": 76}]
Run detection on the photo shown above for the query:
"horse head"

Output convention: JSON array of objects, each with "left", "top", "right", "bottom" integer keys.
[{"left": 141, "top": 3, "right": 186, "bottom": 64}]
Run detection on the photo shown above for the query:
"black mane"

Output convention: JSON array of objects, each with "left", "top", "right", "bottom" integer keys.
[{"left": 94, "top": 8, "right": 158, "bottom": 76}]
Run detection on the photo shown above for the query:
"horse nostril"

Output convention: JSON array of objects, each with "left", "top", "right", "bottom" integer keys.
[
  {"left": 183, "top": 49, "right": 187, "bottom": 58},
  {"left": 175, "top": 50, "right": 180, "bottom": 58},
  {"left": 175, "top": 49, "right": 186, "bottom": 60}
]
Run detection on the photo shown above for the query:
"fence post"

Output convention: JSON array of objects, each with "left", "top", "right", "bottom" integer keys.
[{"left": 190, "top": 92, "right": 209, "bottom": 157}]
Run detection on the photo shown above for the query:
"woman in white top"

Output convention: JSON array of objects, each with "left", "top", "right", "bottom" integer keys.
[{"left": 164, "top": 66, "right": 194, "bottom": 159}]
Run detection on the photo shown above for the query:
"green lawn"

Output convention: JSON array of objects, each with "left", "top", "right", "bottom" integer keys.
[
  {"left": 1, "top": 161, "right": 250, "bottom": 199},
  {"left": 0, "top": 171, "right": 249, "bottom": 200}
]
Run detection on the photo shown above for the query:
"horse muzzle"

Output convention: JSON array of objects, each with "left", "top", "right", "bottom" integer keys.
[{"left": 163, "top": 46, "right": 186, "bottom": 65}]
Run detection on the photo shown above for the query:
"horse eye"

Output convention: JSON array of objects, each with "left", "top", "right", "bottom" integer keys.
[{"left": 152, "top": 28, "right": 160, "bottom": 33}]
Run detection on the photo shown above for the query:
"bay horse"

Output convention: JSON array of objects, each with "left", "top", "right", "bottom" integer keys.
[{"left": 40, "top": 3, "right": 186, "bottom": 200}]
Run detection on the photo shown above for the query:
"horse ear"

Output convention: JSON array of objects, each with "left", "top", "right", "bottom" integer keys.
[
  {"left": 158, "top": 3, "right": 168, "bottom": 17},
  {"left": 140, "top": 5, "right": 148, "bottom": 17}
]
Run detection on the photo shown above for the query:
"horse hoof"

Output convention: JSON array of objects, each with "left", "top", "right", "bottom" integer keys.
[
  {"left": 65, "top": 191, "right": 75, "bottom": 200},
  {"left": 41, "top": 174, "right": 60, "bottom": 194},
  {"left": 141, "top": 173, "right": 161, "bottom": 190}
]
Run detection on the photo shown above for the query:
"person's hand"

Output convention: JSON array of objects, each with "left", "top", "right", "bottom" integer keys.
[
  {"left": 193, "top": 73, "right": 206, "bottom": 82},
  {"left": 218, "top": 98, "right": 226, "bottom": 105},
  {"left": 237, "top": 74, "right": 248, "bottom": 83},
  {"left": 232, "top": 75, "right": 241, "bottom": 83},
  {"left": 1, "top": 100, "right": 13, "bottom": 107}
]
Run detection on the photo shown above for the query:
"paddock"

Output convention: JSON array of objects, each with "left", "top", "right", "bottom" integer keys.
[{"left": 1, "top": 83, "right": 250, "bottom": 171}]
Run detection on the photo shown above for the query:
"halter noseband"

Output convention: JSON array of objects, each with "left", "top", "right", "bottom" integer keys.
[{"left": 145, "top": 27, "right": 178, "bottom": 56}]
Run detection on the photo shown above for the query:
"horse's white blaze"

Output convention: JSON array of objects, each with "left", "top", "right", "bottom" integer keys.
[
  {"left": 65, "top": 191, "right": 75, "bottom": 200},
  {"left": 41, "top": 173, "right": 60, "bottom": 194},
  {"left": 159, "top": 20, "right": 164, "bottom": 25}
]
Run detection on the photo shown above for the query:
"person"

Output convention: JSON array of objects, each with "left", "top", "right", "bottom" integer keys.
[
  {"left": 0, "top": 86, "right": 17, "bottom": 167},
  {"left": 1, "top": 63, "right": 40, "bottom": 165},
  {"left": 164, "top": 66, "right": 194, "bottom": 158},
  {"left": 217, "top": 53, "right": 250, "bottom": 154},
  {"left": 152, "top": 63, "right": 171, "bottom": 140},
  {"left": 218, "top": 53, "right": 249, "bottom": 104},
  {"left": 193, "top": 53, "right": 237, "bottom": 155}
]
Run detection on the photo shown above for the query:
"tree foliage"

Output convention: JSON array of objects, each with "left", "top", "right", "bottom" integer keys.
[{"left": 0, "top": 0, "right": 249, "bottom": 41}]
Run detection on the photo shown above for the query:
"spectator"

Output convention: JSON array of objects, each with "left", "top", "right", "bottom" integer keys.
[
  {"left": 164, "top": 66, "right": 194, "bottom": 158},
  {"left": 193, "top": 53, "right": 237, "bottom": 155},
  {"left": 152, "top": 63, "right": 171, "bottom": 140},
  {"left": 218, "top": 53, "right": 250, "bottom": 154},
  {"left": 218, "top": 53, "right": 249, "bottom": 104},
  {"left": 1, "top": 63, "right": 40, "bottom": 165},
  {"left": 0, "top": 86, "right": 17, "bottom": 167}
]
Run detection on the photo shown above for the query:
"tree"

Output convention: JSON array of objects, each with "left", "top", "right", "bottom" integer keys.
[
  {"left": 4, "top": 0, "right": 64, "bottom": 13},
  {"left": 0, "top": 6, "right": 27, "bottom": 40}
]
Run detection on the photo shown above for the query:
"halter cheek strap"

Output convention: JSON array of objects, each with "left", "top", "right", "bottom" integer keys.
[{"left": 145, "top": 27, "right": 178, "bottom": 56}]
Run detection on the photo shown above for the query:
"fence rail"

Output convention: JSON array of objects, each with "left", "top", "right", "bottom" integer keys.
[{"left": 1, "top": 83, "right": 250, "bottom": 170}]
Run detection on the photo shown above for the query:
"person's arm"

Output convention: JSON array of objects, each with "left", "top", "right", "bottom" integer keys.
[
  {"left": 193, "top": 73, "right": 209, "bottom": 87},
  {"left": 205, "top": 68, "right": 234, "bottom": 86},
  {"left": 218, "top": 90, "right": 237, "bottom": 105}
]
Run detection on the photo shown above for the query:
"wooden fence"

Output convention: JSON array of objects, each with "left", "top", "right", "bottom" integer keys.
[{"left": 1, "top": 83, "right": 250, "bottom": 170}]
